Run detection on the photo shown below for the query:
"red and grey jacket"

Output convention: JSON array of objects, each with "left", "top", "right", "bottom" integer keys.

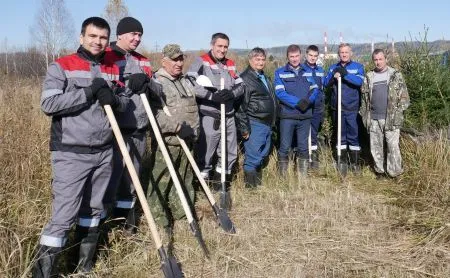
[
  {"left": 103, "top": 43, "right": 154, "bottom": 131},
  {"left": 41, "top": 46, "right": 128, "bottom": 153},
  {"left": 187, "top": 51, "right": 245, "bottom": 118}
]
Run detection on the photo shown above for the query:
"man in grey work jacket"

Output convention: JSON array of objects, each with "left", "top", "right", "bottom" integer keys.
[
  {"left": 103, "top": 17, "right": 162, "bottom": 235},
  {"left": 187, "top": 32, "right": 245, "bottom": 192},
  {"left": 33, "top": 17, "right": 128, "bottom": 276}
]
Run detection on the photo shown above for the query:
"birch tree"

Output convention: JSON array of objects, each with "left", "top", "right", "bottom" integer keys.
[
  {"left": 104, "top": 0, "right": 129, "bottom": 39},
  {"left": 30, "top": 0, "right": 75, "bottom": 69}
]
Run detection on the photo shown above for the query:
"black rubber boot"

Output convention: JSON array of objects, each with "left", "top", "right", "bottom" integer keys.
[
  {"left": 211, "top": 171, "right": 222, "bottom": 192},
  {"left": 73, "top": 226, "right": 100, "bottom": 274},
  {"left": 349, "top": 150, "right": 361, "bottom": 174},
  {"left": 256, "top": 169, "right": 262, "bottom": 186},
  {"left": 296, "top": 158, "right": 309, "bottom": 177},
  {"left": 278, "top": 156, "right": 289, "bottom": 175},
  {"left": 32, "top": 245, "right": 61, "bottom": 278},
  {"left": 310, "top": 150, "right": 319, "bottom": 170},
  {"left": 244, "top": 171, "right": 258, "bottom": 188},
  {"left": 113, "top": 206, "right": 137, "bottom": 235},
  {"left": 337, "top": 149, "right": 348, "bottom": 177}
]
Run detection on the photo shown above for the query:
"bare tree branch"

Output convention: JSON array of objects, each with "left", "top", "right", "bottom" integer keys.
[
  {"left": 30, "top": 0, "right": 75, "bottom": 69},
  {"left": 104, "top": 0, "right": 129, "bottom": 39}
]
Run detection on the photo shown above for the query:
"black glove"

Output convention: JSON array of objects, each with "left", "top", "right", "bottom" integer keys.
[
  {"left": 333, "top": 67, "right": 348, "bottom": 77},
  {"left": 177, "top": 122, "right": 195, "bottom": 139},
  {"left": 218, "top": 89, "right": 235, "bottom": 101},
  {"left": 295, "top": 98, "right": 310, "bottom": 112},
  {"left": 97, "top": 87, "right": 119, "bottom": 107},
  {"left": 211, "top": 92, "right": 226, "bottom": 103},
  {"left": 86, "top": 78, "right": 109, "bottom": 100},
  {"left": 127, "top": 73, "right": 150, "bottom": 92},
  {"left": 91, "top": 78, "right": 109, "bottom": 93},
  {"left": 147, "top": 78, "right": 163, "bottom": 98}
]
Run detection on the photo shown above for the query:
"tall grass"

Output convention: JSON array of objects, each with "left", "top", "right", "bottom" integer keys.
[
  {"left": 0, "top": 76, "right": 448, "bottom": 277},
  {"left": 0, "top": 76, "right": 51, "bottom": 277}
]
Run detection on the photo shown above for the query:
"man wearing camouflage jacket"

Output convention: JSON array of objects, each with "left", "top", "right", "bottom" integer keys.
[
  {"left": 360, "top": 49, "right": 410, "bottom": 178},
  {"left": 147, "top": 44, "right": 199, "bottom": 231}
]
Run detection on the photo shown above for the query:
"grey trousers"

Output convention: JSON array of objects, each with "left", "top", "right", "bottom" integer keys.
[
  {"left": 197, "top": 115, "right": 237, "bottom": 176},
  {"left": 40, "top": 149, "right": 113, "bottom": 247},
  {"left": 106, "top": 132, "right": 146, "bottom": 211},
  {"left": 370, "top": 119, "right": 403, "bottom": 177}
]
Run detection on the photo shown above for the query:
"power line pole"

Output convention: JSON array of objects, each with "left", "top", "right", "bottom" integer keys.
[{"left": 154, "top": 41, "right": 160, "bottom": 53}]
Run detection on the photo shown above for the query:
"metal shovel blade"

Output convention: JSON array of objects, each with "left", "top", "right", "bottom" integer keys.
[
  {"left": 212, "top": 203, "right": 236, "bottom": 234},
  {"left": 158, "top": 247, "right": 184, "bottom": 278}
]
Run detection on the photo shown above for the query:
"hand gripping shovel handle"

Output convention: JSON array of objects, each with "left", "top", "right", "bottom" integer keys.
[
  {"left": 104, "top": 105, "right": 182, "bottom": 278},
  {"left": 161, "top": 104, "right": 236, "bottom": 234},
  {"left": 140, "top": 94, "right": 210, "bottom": 258}
]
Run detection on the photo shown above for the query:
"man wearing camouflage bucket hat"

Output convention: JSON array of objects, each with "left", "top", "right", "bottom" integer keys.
[{"left": 146, "top": 44, "right": 200, "bottom": 235}]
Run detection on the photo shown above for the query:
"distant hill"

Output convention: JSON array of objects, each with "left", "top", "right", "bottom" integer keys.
[{"left": 228, "top": 40, "right": 450, "bottom": 58}]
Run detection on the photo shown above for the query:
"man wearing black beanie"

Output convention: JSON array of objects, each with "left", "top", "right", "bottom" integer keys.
[
  {"left": 103, "top": 16, "right": 162, "bottom": 235},
  {"left": 116, "top": 16, "right": 143, "bottom": 36}
]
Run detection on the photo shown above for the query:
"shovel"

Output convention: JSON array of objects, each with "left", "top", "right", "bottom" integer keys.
[
  {"left": 160, "top": 104, "right": 236, "bottom": 234},
  {"left": 140, "top": 93, "right": 210, "bottom": 258},
  {"left": 104, "top": 105, "right": 183, "bottom": 278},
  {"left": 337, "top": 76, "right": 346, "bottom": 177},
  {"left": 219, "top": 78, "right": 232, "bottom": 210}
]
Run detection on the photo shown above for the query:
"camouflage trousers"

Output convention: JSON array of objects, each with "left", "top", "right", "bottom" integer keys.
[
  {"left": 146, "top": 142, "right": 195, "bottom": 228},
  {"left": 370, "top": 119, "right": 403, "bottom": 177}
]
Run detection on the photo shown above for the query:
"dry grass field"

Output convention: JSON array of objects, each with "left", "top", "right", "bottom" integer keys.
[{"left": 0, "top": 76, "right": 448, "bottom": 277}]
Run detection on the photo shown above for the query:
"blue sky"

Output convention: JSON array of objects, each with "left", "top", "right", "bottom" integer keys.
[{"left": 1, "top": 0, "right": 449, "bottom": 51}]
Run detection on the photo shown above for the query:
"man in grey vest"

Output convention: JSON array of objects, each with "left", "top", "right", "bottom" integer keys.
[{"left": 360, "top": 49, "right": 410, "bottom": 178}]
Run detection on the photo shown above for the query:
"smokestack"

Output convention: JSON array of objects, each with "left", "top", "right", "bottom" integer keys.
[
  {"left": 339, "top": 32, "right": 343, "bottom": 43},
  {"left": 371, "top": 39, "right": 374, "bottom": 53},
  {"left": 392, "top": 38, "right": 395, "bottom": 53},
  {"left": 324, "top": 31, "right": 328, "bottom": 55}
]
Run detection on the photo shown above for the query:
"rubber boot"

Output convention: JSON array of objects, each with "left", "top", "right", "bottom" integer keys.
[
  {"left": 310, "top": 150, "right": 319, "bottom": 170},
  {"left": 256, "top": 169, "right": 262, "bottom": 186},
  {"left": 211, "top": 171, "right": 222, "bottom": 192},
  {"left": 244, "top": 171, "right": 258, "bottom": 188},
  {"left": 220, "top": 174, "right": 233, "bottom": 210},
  {"left": 349, "top": 150, "right": 361, "bottom": 174},
  {"left": 112, "top": 206, "right": 136, "bottom": 235},
  {"left": 337, "top": 149, "right": 348, "bottom": 177},
  {"left": 32, "top": 245, "right": 61, "bottom": 278},
  {"left": 296, "top": 158, "right": 309, "bottom": 177},
  {"left": 278, "top": 156, "right": 289, "bottom": 175},
  {"left": 73, "top": 226, "right": 100, "bottom": 274}
]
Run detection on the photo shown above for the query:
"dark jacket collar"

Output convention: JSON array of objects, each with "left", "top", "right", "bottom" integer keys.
[
  {"left": 208, "top": 50, "right": 226, "bottom": 65},
  {"left": 284, "top": 63, "right": 304, "bottom": 73},
  {"left": 339, "top": 60, "right": 353, "bottom": 68},
  {"left": 76, "top": 46, "right": 105, "bottom": 63},
  {"left": 302, "top": 62, "right": 317, "bottom": 71},
  {"left": 109, "top": 41, "right": 129, "bottom": 56}
]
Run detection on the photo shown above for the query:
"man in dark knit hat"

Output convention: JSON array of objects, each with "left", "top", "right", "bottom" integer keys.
[{"left": 103, "top": 16, "right": 162, "bottom": 235}]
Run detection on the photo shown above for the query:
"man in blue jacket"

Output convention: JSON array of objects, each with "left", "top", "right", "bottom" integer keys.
[
  {"left": 324, "top": 43, "right": 365, "bottom": 174},
  {"left": 303, "top": 45, "right": 325, "bottom": 169},
  {"left": 274, "top": 44, "right": 319, "bottom": 176}
]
